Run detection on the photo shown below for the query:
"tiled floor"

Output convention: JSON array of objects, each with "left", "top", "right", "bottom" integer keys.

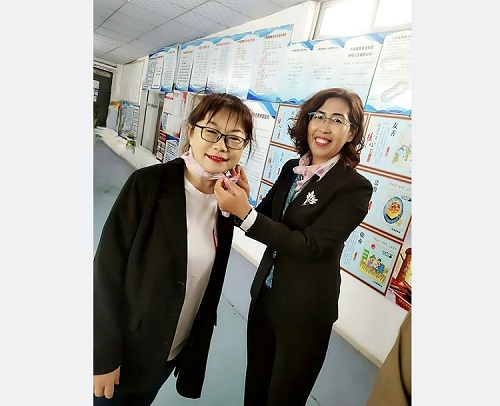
[{"left": 94, "top": 138, "right": 379, "bottom": 405}]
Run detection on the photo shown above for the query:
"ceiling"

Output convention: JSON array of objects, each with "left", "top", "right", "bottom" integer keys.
[{"left": 94, "top": 0, "right": 309, "bottom": 66}]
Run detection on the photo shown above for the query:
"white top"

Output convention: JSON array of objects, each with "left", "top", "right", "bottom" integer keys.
[{"left": 167, "top": 177, "right": 218, "bottom": 360}]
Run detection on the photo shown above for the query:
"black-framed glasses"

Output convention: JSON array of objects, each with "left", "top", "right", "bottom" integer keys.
[
  {"left": 308, "top": 111, "right": 356, "bottom": 128},
  {"left": 195, "top": 124, "right": 248, "bottom": 150}
]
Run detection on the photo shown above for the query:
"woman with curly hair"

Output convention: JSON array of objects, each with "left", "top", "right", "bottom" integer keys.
[{"left": 215, "top": 88, "right": 373, "bottom": 405}]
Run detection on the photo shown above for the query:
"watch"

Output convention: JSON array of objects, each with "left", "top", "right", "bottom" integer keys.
[{"left": 234, "top": 207, "right": 253, "bottom": 227}]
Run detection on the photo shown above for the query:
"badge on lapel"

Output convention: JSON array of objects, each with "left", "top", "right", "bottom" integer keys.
[{"left": 302, "top": 191, "right": 318, "bottom": 206}]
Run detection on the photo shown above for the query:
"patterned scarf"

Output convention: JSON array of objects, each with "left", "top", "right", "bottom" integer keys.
[
  {"left": 180, "top": 149, "right": 240, "bottom": 217},
  {"left": 292, "top": 151, "right": 341, "bottom": 192}
]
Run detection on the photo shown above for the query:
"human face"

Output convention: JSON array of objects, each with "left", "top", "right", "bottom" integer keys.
[
  {"left": 188, "top": 108, "right": 248, "bottom": 174},
  {"left": 307, "top": 97, "right": 355, "bottom": 165}
]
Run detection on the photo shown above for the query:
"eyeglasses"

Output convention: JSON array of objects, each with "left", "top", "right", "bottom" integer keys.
[
  {"left": 195, "top": 124, "right": 248, "bottom": 150},
  {"left": 308, "top": 111, "right": 356, "bottom": 128}
]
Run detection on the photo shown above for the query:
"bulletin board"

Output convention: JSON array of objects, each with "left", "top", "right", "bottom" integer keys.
[{"left": 145, "top": 27, "right": 412, "bottom": 310}]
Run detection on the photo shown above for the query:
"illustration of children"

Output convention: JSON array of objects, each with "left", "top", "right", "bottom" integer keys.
[{"left": 367, "top": 255, "right": 376, "bottom": 268}]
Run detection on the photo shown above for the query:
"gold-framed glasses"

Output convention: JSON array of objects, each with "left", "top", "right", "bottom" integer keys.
[
  {"left": 308, "top": 111, "right": 356, "bottom": 128},
  {"left": 195, "top": 124, "right": 248, "bottom": 150}
]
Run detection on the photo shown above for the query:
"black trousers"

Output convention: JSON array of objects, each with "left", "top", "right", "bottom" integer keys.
[
  {"left": 93, "top": 359, "right": 176, "bottom": 406},
  {"left": 244, "top": 287, "right": 333, "bottom": 406}
]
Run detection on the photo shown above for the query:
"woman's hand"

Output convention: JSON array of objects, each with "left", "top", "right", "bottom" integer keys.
[
  {"left": 94, "top": 366, "right": 120, "bottom": 399},
  {"left": 230, "top": 165, "right": 250, "bottom": 197},
  {"left": 214, "top": 177, "right": 252, "bottom": 220}
]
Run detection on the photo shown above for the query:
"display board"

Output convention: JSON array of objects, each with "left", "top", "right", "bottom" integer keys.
[
  {"left": 365, "top": 30, "right": 412, "bottom": 116},
  {"left": 206, "top": 36, "right": 234, "bottom": 93},
  {"left": 175, "top": 41, "right": 196, "bottom": 92},
  {"left": 117, "top": 101, "right": 140, "bottom": 150},
  {"left": 189, "top": 39, "right": 214, "bottom": 92},
  {"left": 341, "top": 111, "right": 412, "bottom": 309},
  {"left": 160, "top": 45, "right": 179, "bottom": 93},
  {"left": 240, "top": 101, "right": 279, "bottom": 206},
  {"left": 142, "top": 28, "right": 412, "bottom": 310},
  {"left": 142, "top": 52, "right": 157, "bottom": 90},
  {"left": 155, "top": 91, "right": 188, "bottom": 163},
  {"left": 247, "top": 24, "right": 294, "bottom": 102}
]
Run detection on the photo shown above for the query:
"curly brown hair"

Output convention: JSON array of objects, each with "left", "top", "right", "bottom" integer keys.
[{"left": 289, "top": 88, "right": 366, "bottom": 168}]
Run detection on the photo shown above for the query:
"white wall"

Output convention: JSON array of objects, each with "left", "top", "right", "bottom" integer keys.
[
  {"left": 100, "top": 0, "right": 409, "bottom": 366},
  {"left": 210, "top": 1, "right": 319, "bottom": 43},
  {"left": 231, "top": 229, "right": 407, "bottom": 366},
  {"left": 109, "top": 56, "right": 148, "bottom": 104},
  {"left": 336, "top": 270, "right": 407, "bottom": 364}
]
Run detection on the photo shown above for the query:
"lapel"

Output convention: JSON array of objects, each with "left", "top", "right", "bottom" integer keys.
[
  {"left": 273, "top": 160, "right": 298, "bottom": 221},
  {"left": 287, "top": 160, "right": 345, "bottom": 211},
  {"left": 157, "top": 158, "right": 188, "bottom": 282}
]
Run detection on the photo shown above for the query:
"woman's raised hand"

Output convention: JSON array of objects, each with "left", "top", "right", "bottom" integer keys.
[
  {"left": 214, "top": 177, "right": 252, "bottom": 220},
  {"left": 230, "top": 165, "right": 250, "bottom": 197}
]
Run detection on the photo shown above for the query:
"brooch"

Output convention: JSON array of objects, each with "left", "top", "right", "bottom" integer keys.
[{"left": 302, "top": 191, "right": 318, "bottom": 206}]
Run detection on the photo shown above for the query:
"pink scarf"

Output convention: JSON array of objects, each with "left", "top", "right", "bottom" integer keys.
[
  {"left": 293, "top": 151, "right": 340, "bottom": 191},
  {"left": 180, "top": 149, "right": 239, "bottom": 217}
]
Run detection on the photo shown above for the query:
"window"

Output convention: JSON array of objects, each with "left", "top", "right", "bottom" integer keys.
[
  {"left": 314, "top": 0, "right": 411, "bottom": 39},
  {"left": 373, "top": 0, "right": 411, "bottom": 31}
]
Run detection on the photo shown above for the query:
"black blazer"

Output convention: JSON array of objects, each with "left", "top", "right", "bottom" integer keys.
[
  {"left": 246, "top": 158, "right": 373, "bottom": 326},
  {"left": 94, "top": 158, "right": 234, "bottom": 397}
]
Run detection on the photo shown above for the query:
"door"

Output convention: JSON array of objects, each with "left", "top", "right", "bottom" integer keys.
[{"left": 93, "top": 68, "right": 113, "bottom": 127}]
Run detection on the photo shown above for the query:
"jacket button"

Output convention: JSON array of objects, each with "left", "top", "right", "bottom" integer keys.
[{"left": 272, "top": 251, "right": 277, "bottom": 258}]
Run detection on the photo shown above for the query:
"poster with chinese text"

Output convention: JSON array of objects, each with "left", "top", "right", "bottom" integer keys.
[
  {"left": 305, "top": 38, "right": 345, "bottom": 98},
  {"left": 160, "top": 45, "right": 178, "bottom": 93},
  {"left": 162, "top": 92, "right": 175, "bottom": 115},
  {"left": 151, "top": 51, "right": 164, "bottom": 90},
  {"left": 247, "top": 24, "right": 293, "bottom": 102},
  {"left": 164, "top": 135, "right": 180, "bottom": 163},
  {"left": 271, "top": 103, "right": 300, "bottom": 148},
  {"left": 340, "top": 225, "right": 402, "bottom": 294},
  {"left": 142, "top": 52, "right": 157, "bottom": 90},
  {"left": 189, "top": 39, "right": 214, "bottom": 92},
  {"left": 359, "top": 114, "right": 412, "bottom": 179},
  {"left": 261, "top": 144, "right": 299, "bottom": 184},
  {"left": 117, "top": 101, "right": 140, "bottom": 151},
  {"left": 240, "top": 101, "right": 278, "bottom": 206},
  {"left": 175, "top": 42, "right": 196, "bottom": 91},
  {"left": 277, "top": 41, "right": 313, "bottom": 104},
  {"left": 365, "top": 30, "right": 412, "bottom": 115},
  {"left": 336, "top": 33, "right": 385, "bottom": 106},
  {"left": 156, "top": 130, "right": 167, "bottom": 162},
  {"left": 358, "top": 169, "right": 412, "bottom": 241},
  {"left": 226, "top": 32, "right": 260, "bottom": 98},
  {"left": 206, "top": 36, "right": 234, "bottom": 93}
]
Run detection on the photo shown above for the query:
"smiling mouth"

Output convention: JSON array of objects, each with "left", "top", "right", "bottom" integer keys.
[
  {"left": 207, "top": 154, "right": 227, "bottom": 163},
  {"left": 314, "top": 137, "right": 331, "bottom": 146}
]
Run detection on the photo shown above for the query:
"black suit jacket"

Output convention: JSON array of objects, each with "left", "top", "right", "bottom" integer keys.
[
  {"left": 94, "top": 158, "right": 234, "bottom": 397},
  {"left": 246, "top": 158, "right": 373, "bottom": 326}
]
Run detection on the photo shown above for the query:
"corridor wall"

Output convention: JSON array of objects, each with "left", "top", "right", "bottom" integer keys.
[{"left": 97, "top": 0, "right": 409, "bottom": 366}]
